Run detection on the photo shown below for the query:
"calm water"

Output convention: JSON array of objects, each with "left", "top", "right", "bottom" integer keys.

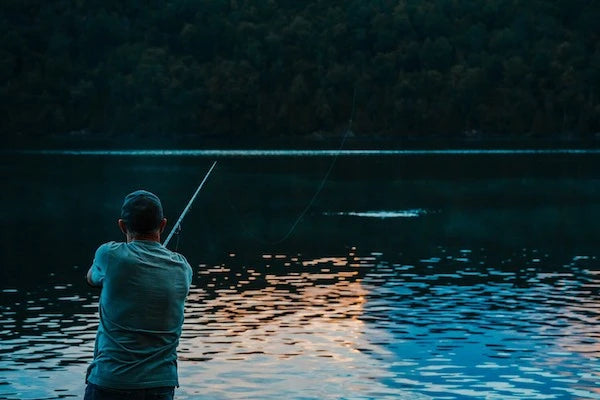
[{"left": 1, "top": 151, "right": 599, "bottom": 399}]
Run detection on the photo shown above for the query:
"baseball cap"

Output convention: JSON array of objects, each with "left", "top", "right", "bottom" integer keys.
[{"left": 120, "top": 190, "right": 164, "bottom": 233}]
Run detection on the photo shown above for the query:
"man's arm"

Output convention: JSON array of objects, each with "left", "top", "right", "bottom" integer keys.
[
  {"left": 86, "top": 267, "right": 102, "bottom": 287},
  {"left": 86, "top": 244, "right": 108, "bottom": 287}
]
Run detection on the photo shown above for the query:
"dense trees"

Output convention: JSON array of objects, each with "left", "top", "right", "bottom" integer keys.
[{"left": 1, "top": 0, "right": 599, "bottom": 142}]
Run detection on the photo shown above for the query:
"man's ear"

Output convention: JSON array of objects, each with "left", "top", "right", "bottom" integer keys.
[
  {"left": 159, "top": 218, "right": 167, "bottom": 234},
  {"left": 117, "top": 219, "right": 128, "bottom": 235}
]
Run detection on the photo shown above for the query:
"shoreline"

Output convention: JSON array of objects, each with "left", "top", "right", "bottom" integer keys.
[
  {"left": 9, "top": 148, "right": 600, "bottom": 157},
  {"left": 5, "top": 132, "right": 600, "bottom": 151}
]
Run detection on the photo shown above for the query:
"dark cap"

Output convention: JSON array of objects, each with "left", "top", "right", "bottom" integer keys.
[{"left": 120, "top": 190, "right": 164, "bottom": 233}]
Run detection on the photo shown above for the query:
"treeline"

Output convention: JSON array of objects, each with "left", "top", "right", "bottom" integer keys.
[{"left": 2, "top": 0, "right": 600, "bottom": 141}]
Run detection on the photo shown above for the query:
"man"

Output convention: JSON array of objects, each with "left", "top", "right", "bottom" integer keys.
[{"left": 85, "top": 190, "right": 192, "bottom": 400}]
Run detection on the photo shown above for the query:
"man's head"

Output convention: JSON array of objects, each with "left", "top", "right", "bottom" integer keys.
[{"left": 118, "top": 190, "right": 167, "bottom": 239}]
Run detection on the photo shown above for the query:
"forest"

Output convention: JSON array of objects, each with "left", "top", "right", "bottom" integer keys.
[{"left": 2, "top": 0, "right": 600, "bottom": 143}]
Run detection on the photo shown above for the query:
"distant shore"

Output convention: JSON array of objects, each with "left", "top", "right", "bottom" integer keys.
[{"left": 6, "top": 131, "right": 600, "bottom": 151}]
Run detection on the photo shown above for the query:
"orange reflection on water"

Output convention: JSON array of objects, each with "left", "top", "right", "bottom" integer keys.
[
  {"left": 302, "top": 256, "right": 348, "bottom": 267},
  {"left": 182, "top": 279, "right": 369, "bottom": 361},
  {"left": 177, "top": 254, "right": 398, "bottom": 398}
]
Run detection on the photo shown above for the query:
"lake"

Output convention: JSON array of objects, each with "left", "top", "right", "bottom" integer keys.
[{"left": 1, "top": 150, "right": 599, "bottom": 399}]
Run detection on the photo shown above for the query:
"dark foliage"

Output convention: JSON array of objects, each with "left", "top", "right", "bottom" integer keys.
[{"left": 2, "top": 0, "right": 599, "bottom": 140}]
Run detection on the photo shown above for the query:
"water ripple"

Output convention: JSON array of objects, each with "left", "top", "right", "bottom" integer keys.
[{"left": 1, "top": 248, "right": 599, "bottom": 399}]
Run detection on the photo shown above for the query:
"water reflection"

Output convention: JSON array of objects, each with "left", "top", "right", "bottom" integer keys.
[
  {"left": 177, "top": 251, "right": 411, "bottom": 399},
  {"left": 0, "top": 247, "right": 599, "bottom": 399},
  {"left": 355, "top": 249, "right": 600, "bottom": 400},
  {"left": 3, "top": 153, "right": 600, "bottom": 398}
]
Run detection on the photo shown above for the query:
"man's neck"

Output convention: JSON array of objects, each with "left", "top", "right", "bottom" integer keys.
[{"left": 127, "top": 232, "right": 161, "bottom": 243}]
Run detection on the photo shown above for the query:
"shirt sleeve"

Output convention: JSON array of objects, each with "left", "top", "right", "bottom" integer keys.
[
  {"left": 187, "top": 262, "right": 193, "bottom": 286},
  {"left": 89, "top": 243, "right": 110, "bottom": 286},
  {"left": 180, "top": 254, "right": 193, "bottom": 289}
]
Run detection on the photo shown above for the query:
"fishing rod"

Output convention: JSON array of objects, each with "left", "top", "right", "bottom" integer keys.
[{"left": 163, "top": 161, "right": 218, "bottom": 248}]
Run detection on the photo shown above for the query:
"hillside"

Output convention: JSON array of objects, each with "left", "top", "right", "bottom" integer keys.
[{"left": 2, "top": 0, "right": 599, "bottom": 142}]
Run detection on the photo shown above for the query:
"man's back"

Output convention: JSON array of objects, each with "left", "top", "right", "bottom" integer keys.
[{"left": 86, "top": 240, "right": 192, "bottom": 390}]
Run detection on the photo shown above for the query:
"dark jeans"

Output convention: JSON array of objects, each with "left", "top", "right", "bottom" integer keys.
[{"left": 84, "top": 383, "right": 174, "bottom": 400}]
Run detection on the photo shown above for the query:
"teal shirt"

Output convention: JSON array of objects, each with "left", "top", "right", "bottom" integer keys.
[{"left": 86, "top": 241, "right": 192, "bottom": 389}]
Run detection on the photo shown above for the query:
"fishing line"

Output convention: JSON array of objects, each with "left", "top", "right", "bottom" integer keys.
[
  {"left": 174, "top": 225, "right": 182, "bottom": 252},
  {"left": 163, "top": 161, "right": 218, "bottom": 249},
  {"left": 226, "top": 87, "right": 358, "bottom": 245}
]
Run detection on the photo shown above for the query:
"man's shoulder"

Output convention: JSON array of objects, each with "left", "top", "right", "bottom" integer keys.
[
  {"left": 165, "top": 250, "right": 192, "bottom": 280},
  {"left": 166, "top": 249, "right": 191, "bottom": 267},
  {"left": 96, "top": 241, "right": 125, "bottom": 254}
]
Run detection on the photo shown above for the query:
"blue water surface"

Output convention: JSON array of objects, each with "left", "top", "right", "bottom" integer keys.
[{"left": 1, "top": 151, "right": 599, "bottom": 399}]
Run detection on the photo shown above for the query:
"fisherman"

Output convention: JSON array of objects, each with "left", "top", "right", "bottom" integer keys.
[{"left": 85, "top": 190, "right": 192, "bottom": 400}]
